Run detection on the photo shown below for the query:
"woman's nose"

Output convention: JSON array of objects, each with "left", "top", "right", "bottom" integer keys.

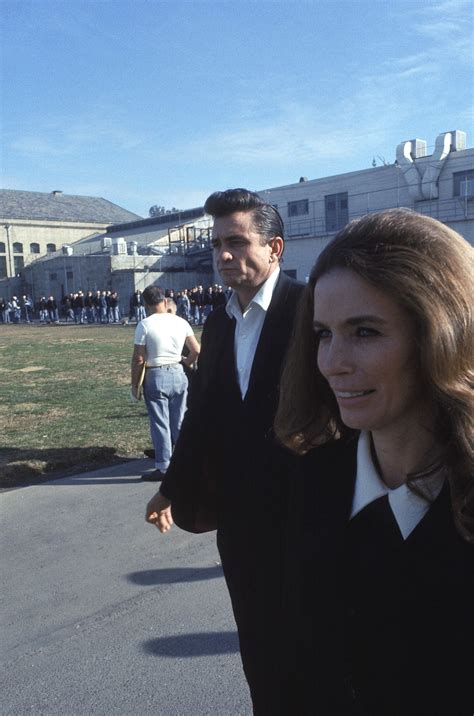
[{"left": 318, "top": 337, "right": 353, "bottom": 377}]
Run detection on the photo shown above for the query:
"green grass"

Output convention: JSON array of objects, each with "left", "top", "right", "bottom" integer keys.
[{"left": 0, "top": 323, "right": 202, "bottom": 487}]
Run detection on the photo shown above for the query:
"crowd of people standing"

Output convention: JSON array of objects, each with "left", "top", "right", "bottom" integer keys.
[{"left": 0, "top": 283, "right": 231, "bottom": 326}]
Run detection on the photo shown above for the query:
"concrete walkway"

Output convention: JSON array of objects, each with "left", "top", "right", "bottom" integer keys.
[{"left": 0, "top": 459, "right": 251, "bottom": 715}]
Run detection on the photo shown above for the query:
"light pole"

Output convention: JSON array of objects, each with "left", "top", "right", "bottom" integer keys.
[{"left": 4, "top": 224, "right": 14, "bottom": 277}]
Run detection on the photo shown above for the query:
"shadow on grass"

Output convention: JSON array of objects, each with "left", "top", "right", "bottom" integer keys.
[
  {"left": 127, "top": 565, "right": 223, "bottom": 586},
  {"left": 142, "top": 630, "right": 239, "bottom": 658},
  {"left": 0, "top": 446, "right": 128, "bottom": 489}
]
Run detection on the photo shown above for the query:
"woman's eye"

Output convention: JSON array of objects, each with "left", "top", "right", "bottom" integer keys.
[
  {"left": 356, "top": 326, "right": 380, "bottom": 337},
  {"left": 314, "top": 328, "right": 331, "bottom": 340}
]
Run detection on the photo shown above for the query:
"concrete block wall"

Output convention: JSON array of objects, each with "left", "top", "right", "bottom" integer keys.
[{"left": 0, "top": 220, "right": 109, "bottom": 276}]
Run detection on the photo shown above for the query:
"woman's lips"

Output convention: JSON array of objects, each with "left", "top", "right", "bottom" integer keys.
[{"left": 334, "top": 389, "right": 375, "bottom": 398}]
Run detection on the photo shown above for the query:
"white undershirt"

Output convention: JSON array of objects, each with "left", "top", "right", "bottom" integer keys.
[
  {"left": 350, "top": 431, "right": 444, "bottom": 540},
  {"left": 225, "top": 267, "right": 280, "bottom": 398},
  {"left": 134, "top": 313, "right": 193, "bottom": 366}
]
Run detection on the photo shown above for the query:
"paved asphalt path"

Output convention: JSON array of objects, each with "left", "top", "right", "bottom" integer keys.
[{"left": 1, "top": 459, "right": 252, "bottom": 715}]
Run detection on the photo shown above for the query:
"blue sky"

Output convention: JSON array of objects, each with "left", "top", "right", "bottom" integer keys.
[{"left": 1, "top": 0, "right": 472, "bottom": 217}]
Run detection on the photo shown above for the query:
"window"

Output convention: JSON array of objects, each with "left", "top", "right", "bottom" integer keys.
[
  {"left": 50, "top": 272, "right": 57, "bottom": 280},
  {"left": 30, "top": 242, "right": 40, "bottom": 254},
  {"left": 288, "top": 199, "right": 309, "bottom": 217},
  {"left": 0, "top": 256, "right": 7, "bottom": 278},
  {"left": 13, "top": 242, "right": 23, "bottom": 254},
  {"left": 453, "top": 170, "right": 474, "bottom": 197},
  {"left": 0, "top": 242, "right": 5, "bottom": 253},
  {"left": 67, "top": 271, "right": 74, "bottom": 280},
  {"left": 14, "top": 255, "right": 24, "bottom": 274},
  {"left": 325, "top": 192, "right": 348, "bottom": 232},
  {"left": 46, "top": 243, "right": 57, "bottom": 253}
]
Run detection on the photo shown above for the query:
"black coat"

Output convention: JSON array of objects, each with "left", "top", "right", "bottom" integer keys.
[
  {"left": 282, "top": 437, "right": 474, "bottom": 715},
  {"left": 160, "top": 270, "right": 304, "bottom": 712},
  {"left": 160, "top": 270, "right": 304, "bottom": 532}
]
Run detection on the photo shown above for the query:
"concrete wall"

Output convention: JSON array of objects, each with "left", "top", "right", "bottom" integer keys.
[
  {"left": 0, "top": 220, "right": 109, "bottom": 278},
  {"left": 16, "top": 252, "right": 213, "bottom": 315}
]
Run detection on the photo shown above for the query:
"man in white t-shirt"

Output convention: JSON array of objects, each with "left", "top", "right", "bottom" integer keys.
[{"left": 131, "top": 285, "right": 200, "bottom": 482}]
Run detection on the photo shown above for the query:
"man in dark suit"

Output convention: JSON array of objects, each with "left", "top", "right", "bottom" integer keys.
[{"left": 145, "top": 189, "right": 303, "bottom": 714}]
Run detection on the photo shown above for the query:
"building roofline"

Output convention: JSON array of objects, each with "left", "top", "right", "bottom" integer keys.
[{"left": 107, "top": 206, "right": 205, "bottom": 233}]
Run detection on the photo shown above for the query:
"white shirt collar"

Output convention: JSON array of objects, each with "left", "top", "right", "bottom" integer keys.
[
  {"left": 226, "top": 267, "right": 280, "bottom": 320},
  {"left": 351, "top": 431, "right": 444, "bottom": 539}
]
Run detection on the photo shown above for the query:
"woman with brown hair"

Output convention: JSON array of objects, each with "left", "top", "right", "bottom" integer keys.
[{"left": 275, "top": 209, "right": 473, "bottom": 715}]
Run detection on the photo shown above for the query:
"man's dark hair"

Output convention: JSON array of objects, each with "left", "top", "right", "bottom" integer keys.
[
  {"left": 142, "top": 285, "right": 166, "bottom": 306},
  {"left": 204, "top": 188, "right": 284, "bottom": 243}
]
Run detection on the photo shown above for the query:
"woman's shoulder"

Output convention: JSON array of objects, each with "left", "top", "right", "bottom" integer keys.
[{"left": 301, "top": 432, "right": 359, "bottom": 470}]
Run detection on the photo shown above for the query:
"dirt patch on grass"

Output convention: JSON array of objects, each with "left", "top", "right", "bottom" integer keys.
[
  {"left": 4, "top": 402, "right": 39, "bottom": 411},
  {"left": 58, "top": 338, "right": 94, "bottom": 343},
  {"left": 17, "top": 366, "right": 46, "bottom": 373}
]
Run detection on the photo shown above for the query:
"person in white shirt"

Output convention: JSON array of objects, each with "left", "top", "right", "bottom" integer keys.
[
  {"left": 275, "top": 209, "right": 473, "bottom": 714},
  {"left": 131, "top": 285, "right": 199, "bottom": 482}
]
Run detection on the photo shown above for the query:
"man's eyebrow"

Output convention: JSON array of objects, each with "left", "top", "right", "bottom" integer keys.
[{"left": 212, "top": 234, "right": 248, "bottom": 242}]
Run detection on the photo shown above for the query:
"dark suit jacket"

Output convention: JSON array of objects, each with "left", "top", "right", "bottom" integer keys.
[
  {"left": 283, "top": 437, "right": 474, "bottom": 715},
  {"left": 160, "top": 270, "right": 304, "bottom": 533}
]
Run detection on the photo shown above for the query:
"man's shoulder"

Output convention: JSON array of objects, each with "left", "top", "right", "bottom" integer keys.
[
  {"left": 202, "top": 305, "right": 229, "bottom": 327},
  {"left": 276, "top": 271, "right": 305, "bottom": 296},
  {"left": 171, "top": 314, "right": 193, "bottom": 332},
  {"left": 268, "top": 272, "right": 305, "bottom": 314}
]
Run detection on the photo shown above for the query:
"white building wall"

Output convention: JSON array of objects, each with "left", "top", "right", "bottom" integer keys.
[
  {"left": 0, "top": 220, "right": 110, "bottom": 277},
  {"left": 259, "top": 135, "right": 473, "bottom": 280}
]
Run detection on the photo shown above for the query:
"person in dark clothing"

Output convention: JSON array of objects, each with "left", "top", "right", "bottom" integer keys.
[
  {"left": 275, "top": 209, "right": 474, "bottom": 715},
  {"left": 84, "top": 291, "right": 95, "bottom": 323},
  {"left": 212, "top": 284, "right": 227, "bottom": 309},
  {"left": 74, "top": 291, "right": 85, "bottom": 324},
  {"left": 145, "top": 189, "right": 304, "bottom": 714},
  {"left": 46, "top": 296, "right": 59, "bottom": 323},
  {"left": 131, "top": 289, "right": 146, "bottom": 322},
  {"left": 37, "top": 296, "right": 48, "bottom": 322},
  {"left": 108, "top": 291, "right": 119, "bottom": 323}
]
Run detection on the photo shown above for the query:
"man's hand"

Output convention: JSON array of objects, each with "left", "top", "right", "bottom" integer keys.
[{"left": 146, "top": 492, "right": 173, "bottom": 533}]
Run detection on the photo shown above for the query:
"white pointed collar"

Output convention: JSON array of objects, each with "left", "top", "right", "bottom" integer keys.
[{"left": 351, "top": 431, "right": 444, "bottom": 540}]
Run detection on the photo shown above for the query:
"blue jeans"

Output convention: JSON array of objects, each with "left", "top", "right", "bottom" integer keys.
[{"left": 144, "top": 364, "right": 188, "bottom": 471}]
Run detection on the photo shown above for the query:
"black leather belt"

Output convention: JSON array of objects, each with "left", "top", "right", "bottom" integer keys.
[{"left": 147, "top": 363, "right": 181, "bottom": 369}]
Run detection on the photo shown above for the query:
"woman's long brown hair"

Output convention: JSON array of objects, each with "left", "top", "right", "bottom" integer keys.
[{"left": 275, "top": 209, "right": 474, "bottom": 542}]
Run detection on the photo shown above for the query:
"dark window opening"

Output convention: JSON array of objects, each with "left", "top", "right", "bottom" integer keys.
[
  {"left": 453, "top": 170, "right": 474, "bottom": 197},
  {"left": 325, "top": 192, "right": 349, "bottom": 232},
  {"left": 288, "top": 199, "right": 309, "bottom": 217},
  {"left": 14, "top": 255, "right": 24, "bottom": 274}
]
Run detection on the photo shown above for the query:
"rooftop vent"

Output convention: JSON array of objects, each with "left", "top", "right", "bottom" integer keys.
[
  {"left": 112, "top": 237, "right": 127, "bottom": 255},
  {"left": 446, "top": 130, "right": 466, "bottom": 152}
]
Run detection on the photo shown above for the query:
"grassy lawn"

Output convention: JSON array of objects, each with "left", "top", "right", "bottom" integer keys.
[{"left": 0, "top": 323, "right": 202, "bottom": 488}]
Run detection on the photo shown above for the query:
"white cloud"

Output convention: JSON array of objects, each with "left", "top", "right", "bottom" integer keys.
[{"left": 9, "top": 113, "right": 143, "bottom": 159}]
